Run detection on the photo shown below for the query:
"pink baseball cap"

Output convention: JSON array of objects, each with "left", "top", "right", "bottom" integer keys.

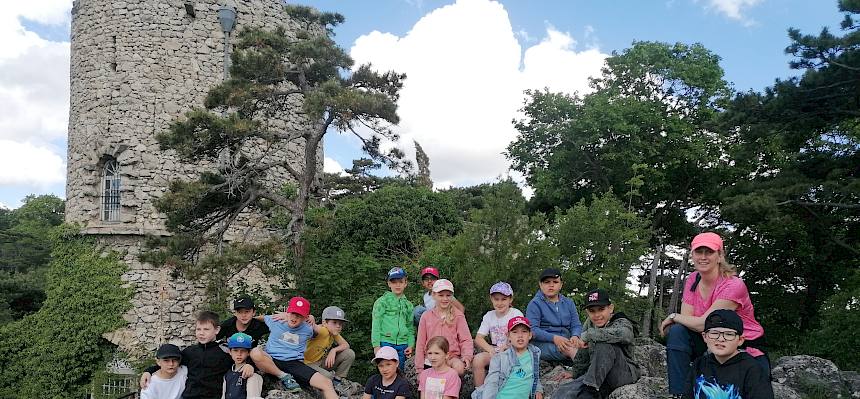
[
  {"left": 420, "top": 267, "right": 440, "bottom": 278},
  {"left": 286, "top": 296, "right": 310, "bottom": 317},
  {"left": 691, "top": 232, "right": 723, "bottom": 251},
  {"left": 432, "top": 279, "right": 454, "bottom": 293},
  {"left": 507, "top": 315, "right": 531, "bottom": 331},
  {"left": 372, "top": 346, "right": 400, "bottom": 364}
]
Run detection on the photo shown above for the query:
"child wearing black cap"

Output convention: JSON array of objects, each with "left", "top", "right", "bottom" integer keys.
[
  {"left": 559, "top": 288, "right": 640, "bottom": 399},
  {"left": 525, "top": 268, "right": 583, "bottom": 363},
  {"left": 140, "top": 344, "right": 188, "bottom": 399},
  {"left": 217, "top": 297, "right": 270, "bottom": 343},
  {"left": 682, "top": 309, "right": 773, "bottom": 398}
]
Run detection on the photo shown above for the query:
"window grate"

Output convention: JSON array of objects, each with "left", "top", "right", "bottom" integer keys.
[{"left": 102, "top": 159, "right": 121, "bottom": 222}]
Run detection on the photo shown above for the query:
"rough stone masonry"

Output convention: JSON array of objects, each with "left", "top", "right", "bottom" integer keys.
[{"left": 66, "top": 0, "right": 315, "bottom": 356}]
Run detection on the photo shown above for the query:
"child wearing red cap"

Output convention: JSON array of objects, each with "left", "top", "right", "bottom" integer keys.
[
  {"left": 472, "top": 316, "right": 543, "bottom": 399},
  {"left": 413, "top": 266, "right": 465, "bottom": 326},
  {"left": 249, "top": 297, "right": 338, "bottom": 399}
]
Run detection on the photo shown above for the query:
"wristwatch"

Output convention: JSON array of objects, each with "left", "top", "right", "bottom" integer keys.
[{"left": 668, "top": 313, "right": 678, "bottom": 321}]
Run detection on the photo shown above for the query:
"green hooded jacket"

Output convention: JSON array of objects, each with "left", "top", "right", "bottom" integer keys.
[{"left": 371, "top": 291, "right": 416, "bottom": 347}]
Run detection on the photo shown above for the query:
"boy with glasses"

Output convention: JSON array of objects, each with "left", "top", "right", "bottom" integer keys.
[{"left": 683, "top": 309, "right": 773, "bottom": 398}]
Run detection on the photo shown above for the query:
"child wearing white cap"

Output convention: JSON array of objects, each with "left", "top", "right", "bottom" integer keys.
[
  {"left": 415, "top": 279, "right": 473, "bottom": 376},
  {"left": 362, "top": 346, "right": 413, "bottom": 399}
]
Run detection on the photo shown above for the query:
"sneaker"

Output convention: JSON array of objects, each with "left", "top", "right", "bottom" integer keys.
[{"left": 278, "top": 375, "right": 301, "bottom": 392}]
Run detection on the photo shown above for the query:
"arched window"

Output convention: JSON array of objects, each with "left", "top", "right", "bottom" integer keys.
[{"left": 102, "top": 158, "right": 121, "bottom": 222}]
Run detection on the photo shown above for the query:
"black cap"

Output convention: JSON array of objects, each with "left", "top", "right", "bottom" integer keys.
[
  {"left": 584, "top": 288, "right": 611, "bottom": 308},
  {"left": 539, "top": 268, "right": 562, "bottom": 281},
  {"left": 156, "top": 343, "right": 182, "bottom": 359},
  {"left": 233, "top": 297, "right": 255, "bottom": 310},
  {"left": 704, "top": 309, "right": 743, "bottom": 334}
]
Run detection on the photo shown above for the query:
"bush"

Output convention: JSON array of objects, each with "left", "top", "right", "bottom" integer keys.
[{"left": 0, "top": 225, "right": 132, "bottom": 398}]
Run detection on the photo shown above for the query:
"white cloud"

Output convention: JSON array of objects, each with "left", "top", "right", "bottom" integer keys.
[
  {"left": 703, "top": 0, "right": 762, "bottom": 23},
  {"left": 0, "top": 140, "right": 66, "bottom": 186},
  {"left": 350, "top": 0, "right": 607, "bottom": 189},
  {"left": 323, "top": 157, "right": 346, "bottom": 175},
  {"left": 0, "top": 1, "right": 72, "bottom": 192}
]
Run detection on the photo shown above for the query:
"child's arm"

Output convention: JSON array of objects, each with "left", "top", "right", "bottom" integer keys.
[
  {"left": 326, "top": 334, "right": 350, "bottom": 368},
  {"left": 456, "top": 314, "right": 474, "bottom": 365},
  {"left": 221, "top": 378, "right": 226, "bottom": 399},
  {"left": 371, "top": 298, "right": 384, "bottom": 351},
  {"left": 414, "top": 312, "right": 427, "bottom": 367},
  {"left": 525, "top": 301, "right": 554, "bottom": 343},
  {"left": 580, "top": 317, "right": 635, "bottom": 345},
  {"left": 474, "top": 333, "right": 495, "bottom": 354},
  {"left": 406, "top": 301, "right": 416, "bottom": 355},
  {"left": 568, "top": 299, "right": 583, "bottom": 338},
  {"left": 361, "top": 395, "right": 372, "bottom": 399},
  {"left": 745, "top": 361, "right": 775, "bottom": 399}
]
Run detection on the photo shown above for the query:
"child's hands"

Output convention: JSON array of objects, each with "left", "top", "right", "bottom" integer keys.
[
  {"left": 570, "top": 336, "right": 586, "bottom": 349},
  {"left": 139, "top": 372, "right": 151, "bottom": 389},
  {"left": 552, "top": 335, "right": 571, "bottom": 352},
  {"left": 306, "top": 315, "right": 316, "bottom": 325},
  {"left": 404, "top": 346, "right": 413, "bottom": 357},
  {"left": 325, "top": 351, "right": 337, "bottom": 368},
  {"left": 496, "top": 343, "right": 508, "bottom": 352},
  {"left": 272, "top": 312, "right": 288, "bottom": 322},
  {"left": 536, "top": 392, "right": 543, "bottom": 399},
  {"left": 240, "top": 363, "right": 254, "bottom": 378}
]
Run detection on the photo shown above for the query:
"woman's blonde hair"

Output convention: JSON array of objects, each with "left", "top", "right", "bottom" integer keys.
[{"left": 716, "top": 249, "right": 736, "bottom": 277}]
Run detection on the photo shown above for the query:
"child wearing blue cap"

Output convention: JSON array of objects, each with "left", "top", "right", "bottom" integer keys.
[
  {"left": 472, "top": 281, "right": 524, "bottom": 387},
  {"left": 371, "top": 267, "right": 416, "bottom": 371},
  {"left": 223, "top": 332, "right": 263, "bottom": 399}
]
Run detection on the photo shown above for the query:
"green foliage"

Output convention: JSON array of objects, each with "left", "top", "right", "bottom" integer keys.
[
  {"left": 508, "top": 41, "right": 731, "bottom": 241},
  {"left": 804, "top": 270, "right": 860, "bottom": 371},
  {"left": 422, "top": 181, "right": 560, "bottom": 329},
  {"left": 0, "top": 195, "right": 64, "bottom": 325},
  {"left": 293, "top": 186, "right": 462, "bottom": 380},
  {"left": 0, "top": 225, "right": 132, "bottom": 398},
  {"left": 553, "top": 192, "right": 651, "bottom": 299}
]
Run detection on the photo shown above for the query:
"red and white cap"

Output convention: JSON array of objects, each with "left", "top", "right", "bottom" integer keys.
[
  {"left": 420, "top": 266, "right": 440, "bottom": 278},
  {"left": 691, "top": 232, "right": 723, "bottom": 251},
  {"left": 507, "top": 315, "right": 531, "bottom": 331},
  {"left": 287, "top": 296, "right": 310, "bottom": 317},
  {"left": 432, "top": 278, "right": 454, "bottom": 293}
]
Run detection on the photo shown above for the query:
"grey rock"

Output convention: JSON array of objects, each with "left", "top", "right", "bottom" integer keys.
[
  {"left": 772, "top": 355, "right": 845, "bottom": 398},
  {"left": 606, "top": 377, "right": 668, "bottom": 399},
  {"left": 841, "top": 371, "right": 860, "bottom": 398},
  {"left": 772, "top": 382, "right": 802, "bottom": 399}
]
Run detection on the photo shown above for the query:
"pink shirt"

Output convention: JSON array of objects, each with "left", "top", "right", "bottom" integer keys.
[
  {"left": 683, "top": 271, "right": 765, "bottom": 356},
  {"left": 415, "top": 307, "right": 473, "bottom": 368},
  {"left": 418, "top": 368, "right": 461, "bottom": 399}
]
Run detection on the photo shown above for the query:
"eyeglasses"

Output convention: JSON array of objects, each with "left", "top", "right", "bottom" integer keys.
[{"left": 705, "top": 330, "right": 739, "bottom": 341}]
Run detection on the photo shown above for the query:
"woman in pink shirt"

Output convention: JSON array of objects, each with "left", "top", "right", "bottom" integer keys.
[
  {"left": 415, "top": 279, "right": 473, "bottom": 376},
  {"left": 659, "top": 232, "right": 769, "bottom": 396}
]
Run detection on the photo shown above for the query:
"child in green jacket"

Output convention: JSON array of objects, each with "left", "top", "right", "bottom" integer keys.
[{"left": 371, "top": 267, "right": 416, "bottom": 371}]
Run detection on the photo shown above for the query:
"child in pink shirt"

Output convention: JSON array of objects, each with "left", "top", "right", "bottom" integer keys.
[
  {"left": 415, "top": 279, "right": 473, "bottom": 376},
  {"left": 418, "top": 336, "right": 461, "bottom": 399}
]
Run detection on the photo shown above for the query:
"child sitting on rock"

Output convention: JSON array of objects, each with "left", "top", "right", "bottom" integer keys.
[
  {"left": 682, "top": 309, "right": 773, "bottom": 399},
  {"left": 472, "top": 316, "right": 544, "bottom": 399},
  {"left": 472, "top": 281, "right": 524, "bottom": 387},
  {"left": 363, "top": 346, "right": 413, "bottom": 399},
  {"left": 222, "top": 332, "right": 263, "bottom": 399},
  {"left": 565, "top": 288, "right": 640, "bottom": 398}
]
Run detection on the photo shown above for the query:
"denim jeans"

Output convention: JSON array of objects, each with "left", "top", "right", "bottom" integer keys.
[{"left": 380, "top": 342, "right": 408, "bottom": 371}]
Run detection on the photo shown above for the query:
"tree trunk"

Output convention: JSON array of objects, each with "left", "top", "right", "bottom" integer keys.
[
  {"left": 669, "top": 247, "right": 689, "bottom": 313},
  {"left": 657, "top": 251, "right": 665, "bottom": 311},
  {"left": 641, "top": 242, "right": 663, "bottom": 337}
]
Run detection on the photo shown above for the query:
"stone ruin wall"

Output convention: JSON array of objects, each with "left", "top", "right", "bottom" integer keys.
[{"left": 66, "top": 0, "right": 316, "bottom": 355}]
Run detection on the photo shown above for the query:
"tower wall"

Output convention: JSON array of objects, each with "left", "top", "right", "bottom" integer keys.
[{"left": 67, "top": 0, "right": 312, "bottom": 353}]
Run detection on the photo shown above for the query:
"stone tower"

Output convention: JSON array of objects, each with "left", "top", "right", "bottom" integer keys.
[{"left": 66, "top": 0, "right": 310, "bottom": 354}]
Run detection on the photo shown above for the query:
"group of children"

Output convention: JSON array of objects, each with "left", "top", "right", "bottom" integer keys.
[{"left": 139, "top": 264, "right": 771, "bottom": 399}]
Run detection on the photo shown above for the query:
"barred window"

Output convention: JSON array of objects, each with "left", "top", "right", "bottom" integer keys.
[{"left": 102, "top": 158, "right": 121, "bottom": 222}]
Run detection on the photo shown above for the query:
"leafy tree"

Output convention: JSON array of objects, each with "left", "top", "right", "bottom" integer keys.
[
  {"left": 553, "top": 191, "right": 651, "bottom": 299},
  {"left": 0, "top": 225, "right": 131, "bottom": 398},
  {"left": 0, "top": 195, "right": 64, "bottom": 324},
  {"left": 152, "top": 5, "right": 409, "bottom": 276},
  {"left": 718, "top": 0, "right": 859, "bottom": 346},
  {"left": 422, "top": 181, "right": 560, "bottom": 329}
]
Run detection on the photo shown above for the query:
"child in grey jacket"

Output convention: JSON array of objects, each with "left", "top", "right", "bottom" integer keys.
[{"left": 472, "top": 316, "right": 544, "bottom": 399}]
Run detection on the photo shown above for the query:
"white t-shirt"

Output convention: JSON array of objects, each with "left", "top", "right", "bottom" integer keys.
[
  {"left": 423, "top": 291, "right": 436, "bottom": 309},
  {"left": 140, "top": 365, "right": 187, "bottom": 399},
  {"left": 477, "top": 308, "right": 523, "bottom": 349}
]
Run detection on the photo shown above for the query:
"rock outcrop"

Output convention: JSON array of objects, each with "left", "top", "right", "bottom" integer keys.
[{"left": 262, "top": 343, "right": 857, "bottom": 399}]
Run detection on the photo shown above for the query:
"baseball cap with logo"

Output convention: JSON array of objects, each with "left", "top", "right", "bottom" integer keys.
[
  {"left": 156, "top": 343, "right": 182, "bottom": 359},
  {"left": 704, "top": 309, "right": 744, "bottom": 334},
  {"left": 227, "top": 332, "right": 253, "bottom": 349},
  {"left": 489, "top": 281, "right": 513, "bottom": 296},
  {"left": 372, "top": 346, "right": 400, "bottom": 364},
  {"left": 507, "top": 315, "right": 531, "bottom": 331},
  {"left": 539, "top": 268, "right": 562, "bottom": 281},
  {"left": 420, "top": 266, "right": 440, "bottom": 279},
  {"left": 387, "top": 267, "right": 407, "bottom": 281},
  {"left": 322, "top": 306, "right": 349, "bottom": 322},
  {"left": 691, "top": 232, "right": 723, "bottom": 252},
  {"left": 432, "top": 278, "right": 454, "bottom": 293},
  {"left": 584, "top": 288, "right": 611, "bottom": 308},
  {"left": 233, "top": 297, "right": 255, "bottom": 310},
  {"left": 287, "top": 296, "right": 311, "bottom": 317}
]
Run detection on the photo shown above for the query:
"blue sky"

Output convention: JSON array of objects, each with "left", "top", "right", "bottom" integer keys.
[{"left": 0, "top": 0, "right": 846, "bottom": 208}]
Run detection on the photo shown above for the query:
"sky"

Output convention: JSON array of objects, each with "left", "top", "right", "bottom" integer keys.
[{"left": 0, "top": 0, "right": 846, "bottom": 209}]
